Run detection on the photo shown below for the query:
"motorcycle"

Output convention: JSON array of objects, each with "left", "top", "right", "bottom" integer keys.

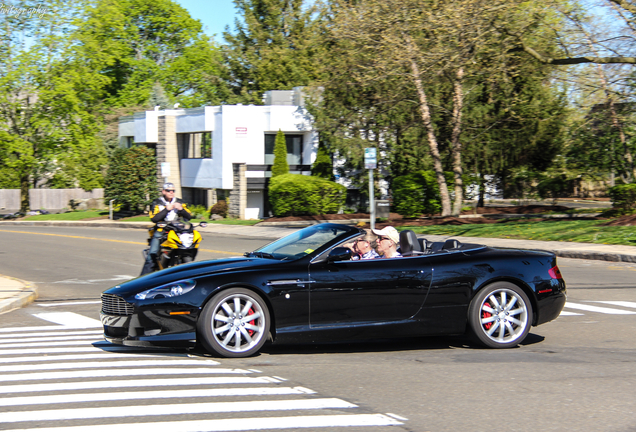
[{"left": 143, "top": 220, "right": 207, "bottom": 271}]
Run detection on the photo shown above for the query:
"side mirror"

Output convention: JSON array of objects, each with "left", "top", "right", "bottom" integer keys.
[
  {"left": 328, "top": 247, "right": 353, "bottom": 263},
  {"left": 199, "top": 221, "right": 208, "bottom": 228}
]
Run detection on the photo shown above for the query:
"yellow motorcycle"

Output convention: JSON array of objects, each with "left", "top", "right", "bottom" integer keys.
[{"left": 144, "top": 220, "right": 207, "bottom": 271}]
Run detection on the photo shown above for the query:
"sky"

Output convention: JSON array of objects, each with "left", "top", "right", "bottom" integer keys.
[{"left": 173, "top": 0, "right": 239, "bottom": 43}]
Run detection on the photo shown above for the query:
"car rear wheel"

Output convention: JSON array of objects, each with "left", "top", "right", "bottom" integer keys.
[
  {"left": 468, "top": 282, "right": 532, "bottom": 349},
  {"left": 198, "top": 288, "right": 270, "bottom": 358}
]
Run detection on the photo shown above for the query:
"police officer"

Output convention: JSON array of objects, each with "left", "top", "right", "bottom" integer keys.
[{"left": 140, "top": 183, "right": 192, "bottom": 275}]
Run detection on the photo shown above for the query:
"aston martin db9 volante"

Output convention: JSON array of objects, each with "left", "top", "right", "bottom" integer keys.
[{"left": 101, "top": 223, "right": 566, "bottom": 358}]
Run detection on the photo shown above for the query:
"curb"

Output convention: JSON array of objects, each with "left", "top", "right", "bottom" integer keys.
[{"left": 0, "top": 274, "right": 38, "bottom": 314}]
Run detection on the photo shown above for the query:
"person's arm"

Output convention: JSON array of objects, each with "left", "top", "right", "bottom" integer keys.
[
  {"left": 149, "top": 200, "right": 169, "bottom": 223},
  {"left": 177, "top": 201, "right": 192, "bottom": 220}
]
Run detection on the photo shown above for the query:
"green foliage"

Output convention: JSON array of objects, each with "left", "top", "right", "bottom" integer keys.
[
  {"left": 392, "top": 171, "right": 446, "bottom": 217},
  {"left": 222, "top": 0, "right": 324, "bottom": 104},
  {"left": 104, "top": 146, "right": 157, "bottom": 213},
  {"left": 311, "top": 142, "right": 333, "bottom": 180},
  {"left": 209, "top": 200, "right": 228, "bottom": 217},
  {"left": 537, "top": 173, "right": 570, "bottom": 202},
  {"left": 188, "top": 204, "right": 209, "bottom": 219},
  {"left": 269, "top": 174, "right": 346, "bottom": 216},
  {"left": 76, "top": 0, "right": 227, "bottom": 108},
  {"left": 608, "top": 184, "right": 636, "bottom": 214},
  {"left": 271, "top": 130, "right": 289, "bottom": 177}
]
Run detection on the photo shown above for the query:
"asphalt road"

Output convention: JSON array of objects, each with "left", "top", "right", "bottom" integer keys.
[{"left": 0, "top": 226, "right": 635, "bottom": 432}]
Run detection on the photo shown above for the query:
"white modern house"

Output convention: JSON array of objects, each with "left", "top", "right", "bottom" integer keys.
[{"left": 118, "top": 89, "right": 318, "bottom": 219}]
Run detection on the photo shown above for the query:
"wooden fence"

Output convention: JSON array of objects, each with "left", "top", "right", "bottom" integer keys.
[{"left": 0, "top": 189, "right": 105, "bottom": 211}]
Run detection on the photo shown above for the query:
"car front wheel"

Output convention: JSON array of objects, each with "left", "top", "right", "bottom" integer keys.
[
  {"left": 198, "top": 288, "right": 270, "bottom": 358},
  {"left": 468, "top": 282, "right": 533, "bottom": 348}
]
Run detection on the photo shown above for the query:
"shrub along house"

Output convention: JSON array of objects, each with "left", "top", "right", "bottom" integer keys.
[{"left": 118, "top": 89, "right": 318, "bottom": 219}]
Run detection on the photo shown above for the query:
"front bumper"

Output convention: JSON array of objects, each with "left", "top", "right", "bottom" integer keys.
[{"left": 100, "top": 308, "right": 199, "bottom": 349}]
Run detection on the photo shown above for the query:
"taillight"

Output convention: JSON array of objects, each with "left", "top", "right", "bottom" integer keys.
[{"left": 548, "top": 265, "right": 563, "bottom": 279}]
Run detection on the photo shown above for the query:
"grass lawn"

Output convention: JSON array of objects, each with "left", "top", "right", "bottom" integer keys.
[
  {"left": 404, "top": 219, "right": 636, "bottom": 246},
  {"left": 17, "top": 211, "right": 261, "bottom": 226}
]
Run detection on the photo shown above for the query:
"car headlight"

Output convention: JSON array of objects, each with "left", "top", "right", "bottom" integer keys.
[{"left": 135, "top": 279, "right": 197, "bottom": 300}]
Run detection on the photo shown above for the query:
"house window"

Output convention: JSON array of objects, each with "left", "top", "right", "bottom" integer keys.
[
  {"left": 264, "top": 134, "right": 303, "bottom": 165},
  {"left": 178, "top": 132, "right": 212, "bottom": 159}
]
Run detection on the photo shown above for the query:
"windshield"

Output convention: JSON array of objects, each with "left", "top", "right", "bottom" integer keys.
[{"left": 246, "top": 224, "right": 355, "bottom": 260}]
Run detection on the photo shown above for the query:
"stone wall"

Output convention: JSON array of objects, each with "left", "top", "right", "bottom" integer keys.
[
  {"left": 228, "top": 163, "right": 246, "bottom": 219},
  {"left": 156, "top": 115, "right": 182, "bottom": 196}
]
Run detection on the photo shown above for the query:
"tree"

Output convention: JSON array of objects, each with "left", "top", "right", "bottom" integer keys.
[
  {"left": 311, "top": 141, "right": 333, "bottom": 180},
  {"left": 222, "top": 0, "right": 324, "bottom": 104},
  {"left": 0, "top": 0, "right": 106, "bottom": 211},
  {"left": 74, "top": 0, "right": 227, "bottom": 109},
  {"left": 104, "top": 146, "right": 157, "bottom": 213},
  {"left": 320, "top": 0, "right": 559, "bottom": 215},
  {"left": 271, "top": 130, "right": 289, "bottom": 177}
]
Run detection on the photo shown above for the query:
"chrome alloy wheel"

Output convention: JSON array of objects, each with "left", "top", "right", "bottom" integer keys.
[
  {"left": 479, "top": 288, "right": 529, "bottom": 344},
  {"left": 210, "top": 292, "right": 267, "bottom": 354}
]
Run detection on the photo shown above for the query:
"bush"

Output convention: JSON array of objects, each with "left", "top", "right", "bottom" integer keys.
[
  {"left": 608, "top": 184, "right": 636, "bottom": 214},
  {"left": 269, "top": 174, "right": 346, "bottom": 216},
  {"left": 104, "top": 146, "right": 157, "bottom": 214},
  {"left": 392, "top": 171, "right": 444, "bottom": 217},
  {"left": 209, "top": 200, "right": 228, "bottom": 217},
  {"left": 188, "top": 204, "right": 208, "bottom": 219}
]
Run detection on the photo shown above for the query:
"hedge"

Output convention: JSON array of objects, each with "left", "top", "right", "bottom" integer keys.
[
  {"left": 269, "top": 174, "right": 346, "bottom": 216},
  {"left": 608, "top": 183, "right": 636, "bottom": 214},
  {"left": 392, "top": 170, "right": 449, "bottom": 217}
]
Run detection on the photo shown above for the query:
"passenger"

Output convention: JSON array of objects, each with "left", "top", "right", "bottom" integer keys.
[
  {"left": 372, "top": 226, "right": 402, "bottom": 258},
  {"left": 351, "top": 231, "right": 380, "bottom": 260}
]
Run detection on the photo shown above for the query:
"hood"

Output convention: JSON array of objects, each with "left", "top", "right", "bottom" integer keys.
[{"left": 103, "top": 256, "right": 285, "bottom": 297}]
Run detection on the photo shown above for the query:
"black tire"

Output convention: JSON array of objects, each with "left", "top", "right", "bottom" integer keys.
[
  {"left": 468, "top": 282, "right": 533, "bottom": 349},
  {"left": 197, "top": 288, "right": 270, "bottom": 358}
]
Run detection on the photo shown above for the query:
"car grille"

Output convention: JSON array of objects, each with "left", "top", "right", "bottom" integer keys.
[{"left": 101, "top": 293, "right": 134, "bottom": 316}]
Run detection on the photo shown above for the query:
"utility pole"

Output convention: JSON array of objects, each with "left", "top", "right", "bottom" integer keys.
[{"left": 364, "top": 148, "right": 377, "bottom": 230}]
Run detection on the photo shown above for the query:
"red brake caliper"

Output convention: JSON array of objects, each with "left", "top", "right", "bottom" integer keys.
[
  {"left": 247, "top": 308, "right": 255, "bottom": 336},
  {"left": 482, "top": 301, "right": 493, "bottom": 330}
]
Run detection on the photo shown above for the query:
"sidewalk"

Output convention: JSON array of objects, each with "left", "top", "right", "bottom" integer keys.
[
  {"left": 1, "top": 219, "right": 636, "bottom": 313},
  {"left": 0, "top": 274, "right": 37, "bottom": 314}
]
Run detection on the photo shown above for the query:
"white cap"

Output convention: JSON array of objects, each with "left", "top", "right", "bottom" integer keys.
[
  {"left": 162, "top": 182, "right": 175, "bottom": 190},
  {"left": 372, "top": 226, "right": 399, "bottom": 245}
]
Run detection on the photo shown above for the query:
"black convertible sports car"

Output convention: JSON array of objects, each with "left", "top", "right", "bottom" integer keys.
[{"left": 101, "top": 223, "right": 566, "bottom": 358}]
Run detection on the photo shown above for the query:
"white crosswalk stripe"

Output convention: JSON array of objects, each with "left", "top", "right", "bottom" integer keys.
[
  {"left": 0, "top": 312, "right": 406, "bottom": 431},
  {"left": 561, "top": 301, "right": 636, "bottom": 316}
]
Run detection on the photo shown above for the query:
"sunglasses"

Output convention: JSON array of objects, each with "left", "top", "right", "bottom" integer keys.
[
  {"left": 378, "top": 237, "right": 391, "bottom": 242},
  {"left": 164, "top": 189, "right": 175, "bottom": 192}
]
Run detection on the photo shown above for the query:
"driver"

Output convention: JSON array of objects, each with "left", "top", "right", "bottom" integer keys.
[
  {"left": 372, "top": 226, "right": 402, "bottom": 258},
  {"left": 140, "top": 183, "right": 192, "bottom": 275}
]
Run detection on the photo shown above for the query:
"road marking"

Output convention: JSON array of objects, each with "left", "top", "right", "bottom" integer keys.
[
  {"left": 0, "top": 229, "right": 238, "bottom": 255},
  {"left": 51, "top": 276, "right": 134, "bottom": 285},
  {"left": 0, "top": 339, "right": 103, "bottom": 349},
  {"left": 0, "top": 334, "right": 104, "bottom": 344},
  {"left": 1, "top": 376, "right": 276, "bottom": 394},
  {"left": 0, "top": 387, "right": 315, "bottom": 407},
  {"left": 593, "top": 301, "right": 636, "bottom": 309},
  {"left": 564, "top": 302, "right": 636, "bottom": 315},
  {"left": 559, "top": 311, "right": 583, "bottom": 316},
  {"left": 0, "top": 346, "right": 121, "bottom": 355},
  {"left": 0, "top": 352, "right": 154, "bottom": 364},
  {"left": 0, "top": 414, "right": 402, "bottom": 431},
  {"left": 37, "top": 300, "right": 102, "bottom": 307},
  {"left": 33, "top": 312, "right": 102, "bottom": 327},
  {"left": 0, "top": 325, "right": 97, "bottom": 333},
  {"left": 0, "top": 398, "right": 357, "bottom": 423},
  {"left": 0, "top": 367, "right": 252, "bottom": 383},
  {"left": 0, "top": 329, "right": 103, "bottom": 339},
  {"left": 0, "top": 358, "right": 220, "bottom": 373}
]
